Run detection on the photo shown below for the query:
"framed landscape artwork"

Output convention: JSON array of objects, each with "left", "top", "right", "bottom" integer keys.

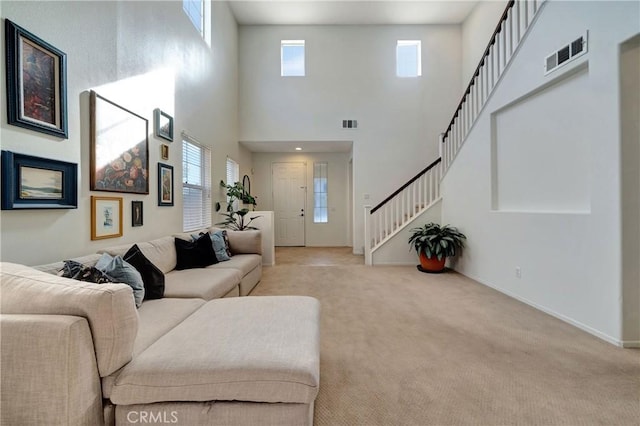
[
  {"left": 158, "top": 163, "right": 174, "bottom": 206},
  {"left": 154, "top": 108, "right": 173, "bottom": 142},
  {"left": 91, "top": 196, "right": 123, "bottom": 240},
  {"left": 90, "top": 91, "right": 149, "bottom": 194},
  {"left": 4, "top": 20, "right": 68, "bottom": 138},
  {"left": 1, "top": 150, "right": 77, "bottom": 210}
]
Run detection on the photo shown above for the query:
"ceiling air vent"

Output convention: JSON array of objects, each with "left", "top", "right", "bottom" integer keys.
[
  {"left": 544, "top": 31, "right": 588, "bottom": 75},
  {"left": 342, "top": 119, "right": 358, "bottom": 129}
]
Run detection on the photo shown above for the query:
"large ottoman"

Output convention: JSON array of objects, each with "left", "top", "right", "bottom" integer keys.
[{"left": 109, "top": 296, "right": 321, "bottom": 425}]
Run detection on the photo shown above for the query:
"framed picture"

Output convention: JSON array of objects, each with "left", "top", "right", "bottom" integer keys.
[
  {"left": 90, "top": 91, "right": 149, "bottom": 194},
  {"left": 132, "top": 200, "right": 143, "bottom": 227},
  {"left": 1, "top": 150, "right": 77, "bottom": 210},
  {"left": 91, "top": 196, "right": 123, "bottom": 240},
  {"left": 154, "top": 109, "right": 173, "bottom": 142},
  {"left": 158, "top": 163, "right": 174, "bottom": 206},
  {"left": 161, "top": 144, "right": 169, "bottom": 160},
  {"left": 4, "top": 20, "right": 68, "bottom": 138}
]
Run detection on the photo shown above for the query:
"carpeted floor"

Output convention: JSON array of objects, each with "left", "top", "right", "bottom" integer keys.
[{"left": 251, "top": 248, "right": 640, "bottom": 425}]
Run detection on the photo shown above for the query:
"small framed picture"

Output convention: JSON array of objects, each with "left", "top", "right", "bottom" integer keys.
[
  {"left": 158, "top": 163, "right": 174, "bottom": 206},
  {"left": 154, "top": 109, "right": 173, "bottom": 142},
  {"left": 1, "top": 150, "right": 77, "bottom": 209},
  {"left": 161, "top": 144, "right": 169, "bottom": 160},
  {"left": 132, "top": 200, "right": 143, "bottom": 227},
  {"left": 4, "top": 20, "right": 68, "bottom": 138},
  {"left": 91, "top": 196, "right": 123, "bottom": 240}
]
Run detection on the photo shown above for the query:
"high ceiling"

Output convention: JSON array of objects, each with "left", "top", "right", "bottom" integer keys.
[{"left": 229, "top": 1, "right": 479, "bottom": 26}]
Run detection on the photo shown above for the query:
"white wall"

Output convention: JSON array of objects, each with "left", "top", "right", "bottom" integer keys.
[
  {"left": 0, "top": 1, "right": 239, "bottom": 265},
  {"left": 461, "top": 0, "right": 509, "bottom": 85},
  {"left": 441, "top": 0, "right": 640, "bottom": 345},
  {"left": 251, "top": 152, "right": 351, "bottom": 247},
  {"left": 239, "top": 24, "right": 462, "bottom": 253}
]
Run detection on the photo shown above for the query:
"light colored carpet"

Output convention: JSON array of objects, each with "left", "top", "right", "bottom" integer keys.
[{"left": 251, "top": 248, "right": 640, "bottom": 425}]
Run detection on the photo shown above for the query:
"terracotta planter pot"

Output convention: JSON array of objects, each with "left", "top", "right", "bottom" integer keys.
[{"left": 419, "top": 252, "right": 446, "bottom": 273}]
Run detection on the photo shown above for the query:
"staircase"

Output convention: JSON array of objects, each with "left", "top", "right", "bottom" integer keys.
[{"left": 364, "top": 0, "right": 547, "bottom": 265}]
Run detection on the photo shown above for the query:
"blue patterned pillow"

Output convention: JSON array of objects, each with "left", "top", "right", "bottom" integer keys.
[
  {"left": 95, "top": 253, "right": 145, "bottom": 308},
  {"left": 59, "top": 260, "right": 115, "bottom": 285},
  {"left": 191, "top": 231, "right": 230, "bottom": 262}
]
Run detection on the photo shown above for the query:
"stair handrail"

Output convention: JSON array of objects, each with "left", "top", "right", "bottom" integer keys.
[
  {"left": 370, "top": 157, "right": 442, "bottom": 214},
  {"left": 443, "top": 0, "right": 515, "bottom": 140}
]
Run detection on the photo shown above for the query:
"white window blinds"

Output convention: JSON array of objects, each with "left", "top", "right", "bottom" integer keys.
[
  {"left": 182, "top": 136, "right": 211, "bottom": 231},
  {"left": 226, "top": 157, "right": 239, "bottom": 211}
]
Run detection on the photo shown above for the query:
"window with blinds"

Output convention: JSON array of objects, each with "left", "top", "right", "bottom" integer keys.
[
  {"left": 281, "top": 40, "right": 305, "bottom": 77},
  {"left": 313, "top": 162, "right": 328, "bottom": 223},
  {"left": 226, "top": 157, "right": 239, "bottom": 211},
  {"left": 182, "top": 137, "right": 211, "bottom": 231}
]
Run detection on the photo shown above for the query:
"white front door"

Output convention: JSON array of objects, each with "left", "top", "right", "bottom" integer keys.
[{"left": 272, "top": 162, "right": 306, "bottom": 246}]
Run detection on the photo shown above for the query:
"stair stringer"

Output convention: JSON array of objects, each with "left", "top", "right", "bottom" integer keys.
[{"left": 371, "top": 198, "right": 442, "bottom": 265}]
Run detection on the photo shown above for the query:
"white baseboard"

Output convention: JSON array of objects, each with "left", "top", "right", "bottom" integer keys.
[{"left": 458, "top": 270, "right": 626, "bottom": 347}]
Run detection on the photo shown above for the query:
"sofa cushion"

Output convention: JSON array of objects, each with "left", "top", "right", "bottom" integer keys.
[
  {"left": 109, "top": 296, "right": 320, "bottom": 405},
  {"left": 207, "top": 254, "right": 261, "bottom": 277},
  {"left": 124, "top": 245, "right": 165, "bottom": 300},
  {"left": 95, "top": 254, "right": 145, "bottom": 307},
  {"left": 175, "top": 234, "right": 217, "bottom": 270},
  {"left": 164, "top": 268, "right": 240, "bottom": 300},
  {"left": 100, "top": 236, "right": 177, "bottom": 274},
  {"left": 209, "top": 229, "right": 261, "bottom": 255},
  {"left": 0, "top": 262, "right": 138, "bottom": 377}
]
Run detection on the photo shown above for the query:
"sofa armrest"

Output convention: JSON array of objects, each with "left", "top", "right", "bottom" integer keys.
[
  {"left": 1, "top": 314, "right": 103, "bottom": 426},
  {"left": 224, "top": 230, "right": 262, "bottom": 255}
]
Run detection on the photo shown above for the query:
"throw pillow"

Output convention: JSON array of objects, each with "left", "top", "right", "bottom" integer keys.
[
  {"left": 220, "top": 229, "right": 232, "bottom": 257},
  {"left": 60, "top": 260, "right": 115, "bottom": 285},
  {"left": 175, "top": 233, "right": 217, "bottom": 270},
  {"left": 123, "top": 245, "right": 165, "bottom": 300},
  {"left": 210, "top": 231, "right": 231, "bottom": 261},
  {"left": 95, "top": 253, "right": 145, "bottom": 308},
  {"left": 191, "top": 231, "right": 230, "bottom": 262}
]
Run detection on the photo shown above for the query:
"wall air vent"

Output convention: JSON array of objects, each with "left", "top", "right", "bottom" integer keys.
[
  {"left": 342, "top": 119, "right": 358, "bottom": 129},
  {"left": 544, "top": 31, "right": 588, "bottom": 75}
]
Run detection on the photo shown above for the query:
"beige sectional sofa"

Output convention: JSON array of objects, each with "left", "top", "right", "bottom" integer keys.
[{"left": 0, "top": 229, "right": 321, "bottom": 426}]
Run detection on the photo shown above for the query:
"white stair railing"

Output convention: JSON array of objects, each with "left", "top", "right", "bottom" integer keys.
[{"left": 364, "top": 0, "right": 547, "bottom": 265}]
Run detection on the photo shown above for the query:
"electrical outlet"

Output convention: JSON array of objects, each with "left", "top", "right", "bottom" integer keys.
[{"left": 515, "top": 267, "right": 522, "bottom": 279}]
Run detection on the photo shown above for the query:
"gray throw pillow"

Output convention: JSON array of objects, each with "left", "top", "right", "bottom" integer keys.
[{"left": 95, "top": 253, "right": 145, "bottom": 308}]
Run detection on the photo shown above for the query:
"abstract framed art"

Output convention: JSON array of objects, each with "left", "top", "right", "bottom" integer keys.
[
  {"left": 91, "top": 196, "right": 123, "bottom": 240},
  {"left": 1, "top": 150, "right": 77, "bottom": 210},
  {"left": 158, "top": 163, "right": 174, "bottom": 206},
  {"left": 132, "top": 200, "right": 143, "bottom": 227},
  {"left": 90, "top": 91, "right": 149, "bottom": 194},
  {"left": 4, "top": 19, "right": 68, "bottom": 138}
]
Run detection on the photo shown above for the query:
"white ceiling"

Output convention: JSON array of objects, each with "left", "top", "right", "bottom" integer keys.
[
  {"left": 240, "top": 140, "right": 354, "bottom": 153},
  {"left": 229, "top": 1, "right": 479, "bottom": 26}
]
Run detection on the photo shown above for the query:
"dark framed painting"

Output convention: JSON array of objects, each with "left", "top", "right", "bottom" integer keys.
[
  {"left": 132, "top": 200, "right": 143, "bottom": 227},
  {"left": 1, "top": 150, "right": 77, "bottom": 210},
  {"left": 154, "top": 108, "right": 173, "bottom": 142},
  {"left": 90, "top": 91, "right": 149, "bottom": 194},
  {"left": 158, "top": 163, "right": 174, "bottom": 206},
  {"left": 91, "top": 196, "right": 123, "bottom": 240},
  {"left": 4, "top": 19, "right": 68, "bottom": 138}
]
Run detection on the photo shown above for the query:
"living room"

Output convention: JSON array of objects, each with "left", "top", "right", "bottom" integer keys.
[{"left": 1, "top": 0, "right": 639, "bottom": 424}]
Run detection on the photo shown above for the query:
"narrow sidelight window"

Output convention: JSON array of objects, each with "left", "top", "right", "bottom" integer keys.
[{"left": 313, "top": 162, "right": 328, "bottom": 223}]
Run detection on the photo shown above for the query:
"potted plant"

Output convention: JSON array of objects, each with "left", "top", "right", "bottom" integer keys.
[
  {"left": 408, "top": 223, "right": 466, "bottom": 273},
  {"left": 215, "top": 181, "right": 260, "bottom": 231}
]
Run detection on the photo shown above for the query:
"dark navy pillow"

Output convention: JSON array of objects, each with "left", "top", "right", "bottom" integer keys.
[
  {"left": 175, "top": 233, "right": 217, "bottom": 270},
  {"left": 124, "top": 244, "right": 165, "bottom": 300}
]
